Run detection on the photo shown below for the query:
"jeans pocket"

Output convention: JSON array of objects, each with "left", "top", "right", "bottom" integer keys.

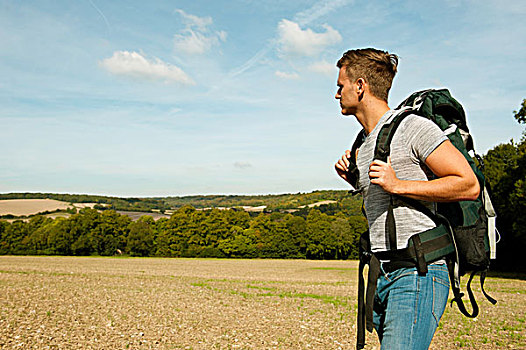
[{"left": 432, "top": 274, "right": 450, "bottom": 325}]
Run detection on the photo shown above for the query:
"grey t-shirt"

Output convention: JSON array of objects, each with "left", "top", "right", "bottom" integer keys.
[{"left": 356, "top": 109, "right": 448, "bottom": 252}]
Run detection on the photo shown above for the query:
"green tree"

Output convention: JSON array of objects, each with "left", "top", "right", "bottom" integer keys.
[
  {"left": 482, "top": 99, "right": 526, "bottom": 271},
  {"left": 330, "top": 214, "right": 356, "bottom": 259},
  {"left": 0, "top": 221, "right": 8, "bottom": 254},
  {"left": 248, "top": 213, "right": 273, "bottom": 257},
  {"left": 46, "top": 218, "right": 75, "bottom": 255},
  {"left": 127, "top": 219, "right": 154, "bottom": 257},
  {"left": 305, "top": 209, "right": 336, "bottom": 259},
  {"left": 218, "top": 225, "right": 257, "bottom": 258},
  {"left": 97, "top": 210, "right": 131, "bottom": 255},
  {"left": 264, "top": 218, "right": 301, "bottom": 258},
  {"left": 70, "top": 208, "right": 102, "bottom": 255},
  {"left": 284, "top": 215, "right": 307, "bottom": 258},
  {"left": 347, "top": 215, "right": 367, "bottom": 259},
  {"left": 20, "top": 216, "right": 52, "bottom": 254},
  {"left": 513, "top": 98, "right": 526, "bottom": 125},
  {"left": 155, "top": 205, "right": 196, "bottom": 257}
]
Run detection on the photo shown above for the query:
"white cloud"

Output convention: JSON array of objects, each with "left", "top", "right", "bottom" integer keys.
[
  {"left": 173, "top": 9, "right": 227, "bottom": 55},
  {"left": 174, "top": 9, "right": 213, "bottom": 30},
  {"left": 308, "top": 60, "right": 336, "bottom": 76},
  {"left": 227, "top": 0, "right": 350, "bottom": 78},
  {"left": 293, "top": 0, "right": 354, "bottom": 27},
  {"left": 174, "top": 29, "right": 227, "bottom": 55},
  {"left": 277, "top": 19, "right": 341, "bottom": 57},
  {"left": 275, "top": 70, "right": 300, "bottom": 80},
  {"left": 234, "top": 161, "right": 252, "bottom": 169},
  {"left": 100, "top": 51, "right": 195, "bottom": 85}
]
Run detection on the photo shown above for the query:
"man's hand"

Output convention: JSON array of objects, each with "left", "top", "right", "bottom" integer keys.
[
  {"left": 335, "top": 150, "right": 352, "bottom": 183},
  {"left": 368, "top": 157, "right": 400, "bottom": 193},
  {"left": 367, "top": 141, "right": 480, "bottom": 201}
]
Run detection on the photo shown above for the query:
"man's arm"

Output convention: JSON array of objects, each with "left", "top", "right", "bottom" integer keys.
[{"left": 368, "top": 140, "right": 480, "bottom": 202}]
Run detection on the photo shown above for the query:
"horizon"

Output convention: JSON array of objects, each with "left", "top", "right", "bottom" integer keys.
[
  {"left": 2, "top": 1, "right": 525, "bottom": 197},
  {"left": 0, "top": 188, "right": 344, "bottom": 199}
]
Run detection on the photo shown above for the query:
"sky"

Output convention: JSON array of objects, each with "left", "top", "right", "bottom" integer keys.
[{"left": 1, "top": 0, "right": 525, "bottom": 197}]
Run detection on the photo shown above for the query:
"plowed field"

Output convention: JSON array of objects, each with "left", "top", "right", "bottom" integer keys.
[{"left": 0, "top": 257, "right": 524, "bottom": 349}]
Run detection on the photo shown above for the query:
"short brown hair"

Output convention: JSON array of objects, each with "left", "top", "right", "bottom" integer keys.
[{"left": 337, "top": 48, "right": 398, "bottom": 102}]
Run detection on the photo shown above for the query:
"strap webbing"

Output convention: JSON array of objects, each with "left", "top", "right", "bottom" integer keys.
[
  {"left": 450, "top": 269, "right": 480, "bottom": 318},
  {"left": 449, "top": 268, "right": 497, "bottom": 318},
  {"left": 356, "top": 258, "right": 366, "bottom": 349},
  {"left": 480, "top": 271, "right": 497, "bottom": 305},
  {"left": 346, "top": 130, "right": 366, "bottom": 193},
  {"left": 387, "top": 196, "right": 397, "bottom": 250},
  {"left": 374, "top": 225, "right": 452, "bottom": 262},
  {"left": 356, "top": 253, "right": 380, "bottom": 350},
  {"left": 375, "top": 109, "right": 426, "bottom": 255},
  {"left": 374, "top": 110, "right": 412, "bottom": 162}
]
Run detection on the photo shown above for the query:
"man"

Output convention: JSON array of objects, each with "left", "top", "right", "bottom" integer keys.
[{"left": 334, "top": 48, "right": 480, "bottom": 349}]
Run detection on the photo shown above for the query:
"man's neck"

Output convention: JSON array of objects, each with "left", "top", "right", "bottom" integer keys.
[{"left": 355, "top": 98, "right": 390, "bottom": 134}]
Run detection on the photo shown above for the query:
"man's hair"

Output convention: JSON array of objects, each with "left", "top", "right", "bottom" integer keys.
[{"left": 337, "top": 48, "right": 398, "bottom": 102}]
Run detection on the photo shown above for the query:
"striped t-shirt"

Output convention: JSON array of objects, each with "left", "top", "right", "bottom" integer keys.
[{"left": 355, "top": 109, "right": 448, "bottom": 252}]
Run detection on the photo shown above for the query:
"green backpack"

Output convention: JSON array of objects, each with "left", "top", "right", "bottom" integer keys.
[{"left": 352, "top": 89, "right": 498, "bottom": 350}]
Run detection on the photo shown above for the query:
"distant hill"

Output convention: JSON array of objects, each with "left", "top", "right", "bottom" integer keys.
[{"left": 0, "top": 190, "right": 362, "bottom": 217}]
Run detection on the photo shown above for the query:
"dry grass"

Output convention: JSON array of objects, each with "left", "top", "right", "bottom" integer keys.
[
  {"left": 0, "top": 257, "right": 524, "bottom": 349},
  {"left": 0, "top": 199, "right": 103, "bottom": 217},
  {"left": 0, "top": 199, "right": 73, "bottom": 216}
]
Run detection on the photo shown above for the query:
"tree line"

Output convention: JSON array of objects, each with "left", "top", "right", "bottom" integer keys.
[
  {"left": 0, "top": 190, "right": 361, "bottom": 214},
  {"left": 0, "top": 205, "right": 367, "bottom": 260},
  {"left": 483, "top": 99, "right": 526, "bottom": 271}
]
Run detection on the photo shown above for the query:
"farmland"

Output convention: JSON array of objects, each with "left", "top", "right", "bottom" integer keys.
[
  {"left": 0, "top": 256, "right": 524, "bottom": 349},
  {"left": 0, "top": 199, "right": 75, "bottom": 217}
]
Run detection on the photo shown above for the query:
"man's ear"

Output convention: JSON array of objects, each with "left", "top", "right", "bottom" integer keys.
[
  {"left": 356, "top": 78, "right": 366, "bottom": 100},
  {"left": 356, "top": 78, "right": 366, "bottom": 92}
]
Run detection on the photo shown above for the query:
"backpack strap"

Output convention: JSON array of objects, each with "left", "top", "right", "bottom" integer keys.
[
  {"left": 449, "top": 266, "right": 498, "bottom": 319},
  {"left": 356, "top": 230, "right": 381, "bottom": 350},
  {"left": 480, "top": 271, "right": 498, "bottom": 305},
  {"left": 374, "top": 109, "right": 413, "bottom": 250},
  {"left": 449, "top": 267, "right": 479, "bottom": 318},
  {"left": 374, "top": 109, "right": 412, "bottom": 162},
  {"left": 346, "top": 130, "right": 367, "bottom": 194}
]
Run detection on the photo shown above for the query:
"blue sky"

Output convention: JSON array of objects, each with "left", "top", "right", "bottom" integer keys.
[{"left": 1, "top": 0, "right": 525, "bottom": 197}]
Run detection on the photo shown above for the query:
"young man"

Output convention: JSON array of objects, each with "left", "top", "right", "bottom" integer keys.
[{"left": 334, "top": 48, "right": 480, "bottom": 349}]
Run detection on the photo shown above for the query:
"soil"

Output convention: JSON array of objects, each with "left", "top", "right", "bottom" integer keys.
[{"left": 0, "top": 256, "right": 523, "bottom": 349}]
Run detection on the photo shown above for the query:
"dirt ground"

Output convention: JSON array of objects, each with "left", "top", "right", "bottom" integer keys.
[{"left": 0, "top": 256, "right": 524, "bottom": 349}]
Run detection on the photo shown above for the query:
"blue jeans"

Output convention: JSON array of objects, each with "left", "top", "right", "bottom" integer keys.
[{"left": 373, "top": 264, "right": 450, "bottom": 350}]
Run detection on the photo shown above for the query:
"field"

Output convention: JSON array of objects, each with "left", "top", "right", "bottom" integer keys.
[
  {"left": 0, "top": 257, "right": 524, "bottom": 349},
  {"left": 0, "top": 199, "right": 160, "bottom": 222},
  {"left": 0, "top": 199, "right": 73, "bottom": 217},
  {"left": 0, "top": 199, "right": 105, "bottom": 218}
]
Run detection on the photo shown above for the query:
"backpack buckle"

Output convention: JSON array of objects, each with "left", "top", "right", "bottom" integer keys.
[{"left": 376, "top": 145, "right": 390, "bottom": 162}]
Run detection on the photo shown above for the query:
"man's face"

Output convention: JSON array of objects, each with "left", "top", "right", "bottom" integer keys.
[{"left": 335, "top": 67, "right": 358, "bottom": 116}]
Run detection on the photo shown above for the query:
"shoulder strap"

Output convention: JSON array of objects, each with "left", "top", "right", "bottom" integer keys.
[
  {"left": 346, "top": 129, "right": 367, "bottom": 193},
  {"left": 374, "top": 109, "right": 412, "bottom": 162},
  {"left": 373, "top": 109, "right": 412, "bottom": 249}
]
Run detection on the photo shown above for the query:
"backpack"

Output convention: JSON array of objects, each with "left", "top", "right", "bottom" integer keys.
[{"left": 351, "top": 89, "right": 498, "bottom": 350}]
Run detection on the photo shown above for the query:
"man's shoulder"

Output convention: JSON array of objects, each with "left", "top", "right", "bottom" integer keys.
[
  {"left": 382, "top": 110, "right": 432, "bottom": 129},
  {"left": 392, "top": 113, "right": 444, "bottom": 138},
  {"left": 398, "top": 113, "right": 432, "bottom": 127}
]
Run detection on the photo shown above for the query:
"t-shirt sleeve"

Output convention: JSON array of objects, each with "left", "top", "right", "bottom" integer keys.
[{"left": 402, "top": 115, "right": 448, "bottom": 162}]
